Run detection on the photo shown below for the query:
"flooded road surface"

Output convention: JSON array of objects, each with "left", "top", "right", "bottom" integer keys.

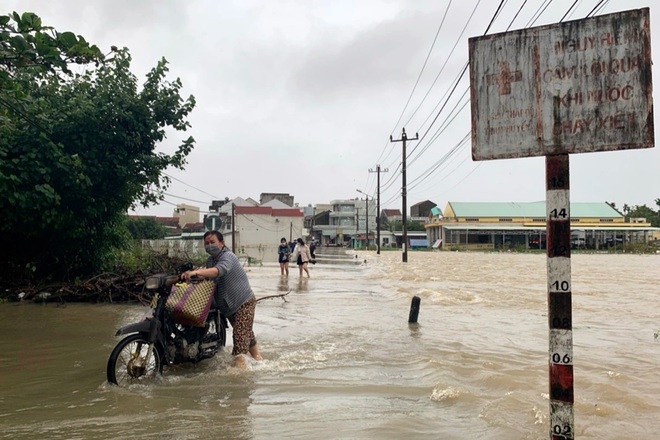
[{"left": 1, "top": 249, "right": 659, "bottom": 439}]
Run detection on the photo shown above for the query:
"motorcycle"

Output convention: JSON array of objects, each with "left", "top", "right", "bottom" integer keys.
[{"left": 106, "top": 263, "right": 226, "bottom": 386}]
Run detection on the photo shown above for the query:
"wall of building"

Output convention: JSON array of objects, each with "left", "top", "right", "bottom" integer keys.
[
  {"left": 233, "top": 213, "right": 305, "bottom": 262},
  {"left": 174, "top": 203, "right": 200, "bottom": 228},
  {"left": 260, "top": 193, "right": 294, "bottom": 207}
]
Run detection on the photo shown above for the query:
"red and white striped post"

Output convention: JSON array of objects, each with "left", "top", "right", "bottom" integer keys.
[{"left": 546, "top": 154, "right": 574, "bottom": 439}]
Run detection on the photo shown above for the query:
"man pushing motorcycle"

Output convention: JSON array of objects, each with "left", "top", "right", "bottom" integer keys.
[{"left": 182, "top": 231, "right": 263, "bottom": 367}]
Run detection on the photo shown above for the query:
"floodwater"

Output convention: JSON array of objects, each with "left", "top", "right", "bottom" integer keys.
[{"left": 1, "top": 249, "right": 659, "bottom": 439}]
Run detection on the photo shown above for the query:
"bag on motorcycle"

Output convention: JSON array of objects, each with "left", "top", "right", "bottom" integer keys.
[{"left": 165, "top": 281, "right": 215, "bottom": 327}]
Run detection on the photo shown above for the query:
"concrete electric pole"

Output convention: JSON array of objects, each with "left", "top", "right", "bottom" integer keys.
[
  {"left": 369, "top": 165, "right": 388, "bottom": 255},
  {"left": 390, "top": 128, "right": 418, "bottom": 263}
]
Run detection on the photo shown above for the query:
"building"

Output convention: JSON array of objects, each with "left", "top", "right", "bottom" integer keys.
[
  {"left": 410, "top": 200, "right": 437, "bottom": 218},
  {"left": 425, "top": 201, "right": 657, "bottom": 250},
  {"left": 260, "top": 192, "right": 294, "bottom": 207},
  {"left": 154, "top": 216, "right": 181, "bottom": 236},
  {"left": 173, "top": 203, "right": 199, "bottom": 228},
  {"left": 311, "top": 198, "right": 376, "bottom": 246},
  {"left": 233, "top": 205, "right": 304, "bottom": 262}
]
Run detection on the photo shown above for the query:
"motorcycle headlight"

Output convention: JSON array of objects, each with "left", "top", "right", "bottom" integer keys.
[{"left": 145, "top": 276, "right": 162, "bottom": 290}]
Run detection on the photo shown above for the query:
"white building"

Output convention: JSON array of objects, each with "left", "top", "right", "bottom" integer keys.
[
  {"left": 313, "top": 198, "right": 377, "bottom": 246},
  {"left": 233, "top": 205, "right": 305, "bottom": 263}
]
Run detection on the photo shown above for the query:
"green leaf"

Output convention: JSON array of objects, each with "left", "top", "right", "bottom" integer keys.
[
  {"left": 21, "top": 12, "right": 35, "bottom": 27},
  {"left": 58, "top": 31, "right": 77, "bottom": 48},
  {"left": 9, "top": 35, "right": 28, "bottom": 51}
]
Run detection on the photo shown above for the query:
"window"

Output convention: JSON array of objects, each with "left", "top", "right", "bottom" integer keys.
[
  {"left": 465, "top": 218, "right": 479, "bottom": 222},
  {"left": 599, "top": 218, "right": 614, "bottom": 222},
  {"left": 498, "top": 218, "right": 512, "bottom": 222}
]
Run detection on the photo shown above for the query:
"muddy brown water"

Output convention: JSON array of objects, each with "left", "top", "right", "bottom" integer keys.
[{"left": 1, "top": 249, "right": 659, "bottom": 439}]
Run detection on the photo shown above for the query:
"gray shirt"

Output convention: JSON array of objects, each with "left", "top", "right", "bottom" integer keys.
[{"left": 205, "top": 246, "right": 255, "bottom": 316}]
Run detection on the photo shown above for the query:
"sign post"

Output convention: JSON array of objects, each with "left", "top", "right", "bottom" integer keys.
[{"left": 468, "top": 8, "right": 653, "bottom": 439}]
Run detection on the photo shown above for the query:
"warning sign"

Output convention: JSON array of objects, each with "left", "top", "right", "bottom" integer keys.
[{"left": 469, "top": 8, "right": 654, "bottom": 160}]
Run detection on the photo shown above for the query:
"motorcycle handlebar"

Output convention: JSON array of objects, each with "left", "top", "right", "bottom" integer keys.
[
  {"left": 177, "top": 262, "right": 194, "bottom": 274},
  {"left": 177, "top": 274, "right": 206, "bottom": 283}
]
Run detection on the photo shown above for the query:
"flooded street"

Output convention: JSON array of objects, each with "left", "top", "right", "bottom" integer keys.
[{"left": 1, "top": 249, "right": 659, "bottom": 439}]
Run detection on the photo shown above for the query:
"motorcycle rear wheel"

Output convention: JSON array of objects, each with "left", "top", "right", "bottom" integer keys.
[
  {"left": 212, "top": 311, "right": 227, "bottom": 348},
  {"left": 107, "top": 334, "right": 164, "bottom": 386}
]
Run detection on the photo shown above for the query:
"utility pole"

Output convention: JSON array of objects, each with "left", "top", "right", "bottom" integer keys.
[
  {"left": 356, "top": 190, "right": 372, "bottom": 250},
  {"left": 311, "top": 207, "right": 316, "bottom": 242},
  {"left": 369, "top": 165, "right": 388, "bottom": 255},
  {"left": 231, "top": 203, "right": 236, "bottom": 253},
  {"left": 390, "top": 128, "right": 418, "bottom": 263},
  {"left": 355, "top": 208, "right": 360, "bottom": 248},
  {"left": 366, "top": 196, "right": 370, "bottom": 249}
]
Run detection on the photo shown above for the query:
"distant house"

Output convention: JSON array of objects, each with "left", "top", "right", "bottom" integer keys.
[
  {"left": 380, "top": 209, "right": 402, "bottom": 227},
  {"left": 154, "top": 216, "right": 182, "bottom": 236},
  {"left": 173, "top": 203, "right": 200, "bottom": 228},
  {"left": 233, "top": 205, "right": 305, "bottom": 260},
  {"left": 260, "top": 192, "right": 294, "bottom": 207},
  {"left": 182, "top": 222, "right": 205, "bottom": 233},
  {"left": 410, "top": 200, "right": 437, "bottom": 218}
]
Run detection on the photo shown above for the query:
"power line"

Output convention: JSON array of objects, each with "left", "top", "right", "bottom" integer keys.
[
  {"left": 376, "top": 2, "right": 504, "bottom": 203},
  {"left": 365, "top": 0, "right": 482, "bottom": 194},
  {"left": 560, "top": 0, "right": 580, "bottom": 22},
  {"left": 526, "top": 0, "right": 553, "bottom": 27},
  {"left": 376, "top": 0, "right": 506, "bottom": 200},
  {"left": 163, "top": 192, "right": 209, "bottom": 204},
  {"left": 506, "top": 0, "right": 529, "bottom": 31},
  {"left": 588, "top": 0, "right": 609, "bottom": 17},
  {"left": 407, "top": 0, "right": 504, "bottom": 160},
  {"left": 408, "top": 85, "right": 470, "bottom": 168},
  {"left": 369, "top": 1, "right": 454, "bottom": 171},
  {"left": 385, "top": 0, "right": 576, "bottom": 202},
  {"left": 163, "top": 172, "right": 220, "bottom": 200},
  {"left": 237, "top": 214, "right": 287, "bottom": 233},
  {"left": 377, "top": 0, "right": 616, "bottom": 211},
  {"left": 397, "top": 0, "right": 456, "bottom": 129}
]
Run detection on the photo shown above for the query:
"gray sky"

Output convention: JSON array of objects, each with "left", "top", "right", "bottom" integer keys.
[{"left": 7, "top": 0, "right": 659, "bottom": 217}]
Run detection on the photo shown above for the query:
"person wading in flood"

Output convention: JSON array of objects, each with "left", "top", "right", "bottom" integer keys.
[
  {"left": 292, "top": 237, "right": 312, "bottom": 278},
  {"left": 182, "top": 231, "right": 263, "bottom": 367},
  {"left": 277, "top": 237, "right": 291, "bottom": 276}
]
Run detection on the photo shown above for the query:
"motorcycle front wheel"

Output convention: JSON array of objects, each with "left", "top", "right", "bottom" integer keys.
[{"left": 107, "top": 334, "right": 164, "bottom": 386}]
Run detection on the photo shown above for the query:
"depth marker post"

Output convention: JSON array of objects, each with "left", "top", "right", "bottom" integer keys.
[{"left": 546, "top": 155, "right": 574, "bottom": 438}]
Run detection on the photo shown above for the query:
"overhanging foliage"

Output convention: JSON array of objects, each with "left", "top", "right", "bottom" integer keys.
[{"left": 0, "top": 12, "right": 196, "bottom": 282}]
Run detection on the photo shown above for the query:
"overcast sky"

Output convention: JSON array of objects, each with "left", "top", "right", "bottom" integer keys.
[{"left": 7, "top": 0, "right": 660, "bottom": 217}]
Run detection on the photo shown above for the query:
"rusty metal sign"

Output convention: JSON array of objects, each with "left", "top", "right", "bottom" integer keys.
[{"left": 469, "top": 8, "right": 654, "bottom": 161}]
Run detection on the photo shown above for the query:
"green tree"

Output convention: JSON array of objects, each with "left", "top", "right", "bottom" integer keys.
[
  {"left": 382, "top": 218, "right": 425, "bottom": 231},
  {"left": 383, "top": 218, "right": 401, "bottom": 232},
  {"left": 0, "top": 13, "right": 195, "bottom": 282},
  {"left": 0, "top": 12, "right": 103, "bottom": 74},
  {"left": 407, "top": 221, "right": 426, "bottom": 231},
  {"left": 627, "top": 204, "right": 660, "bottom": 228},
  {"left": 125, "top": 217, "right": 167, "bottom": 240}
]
